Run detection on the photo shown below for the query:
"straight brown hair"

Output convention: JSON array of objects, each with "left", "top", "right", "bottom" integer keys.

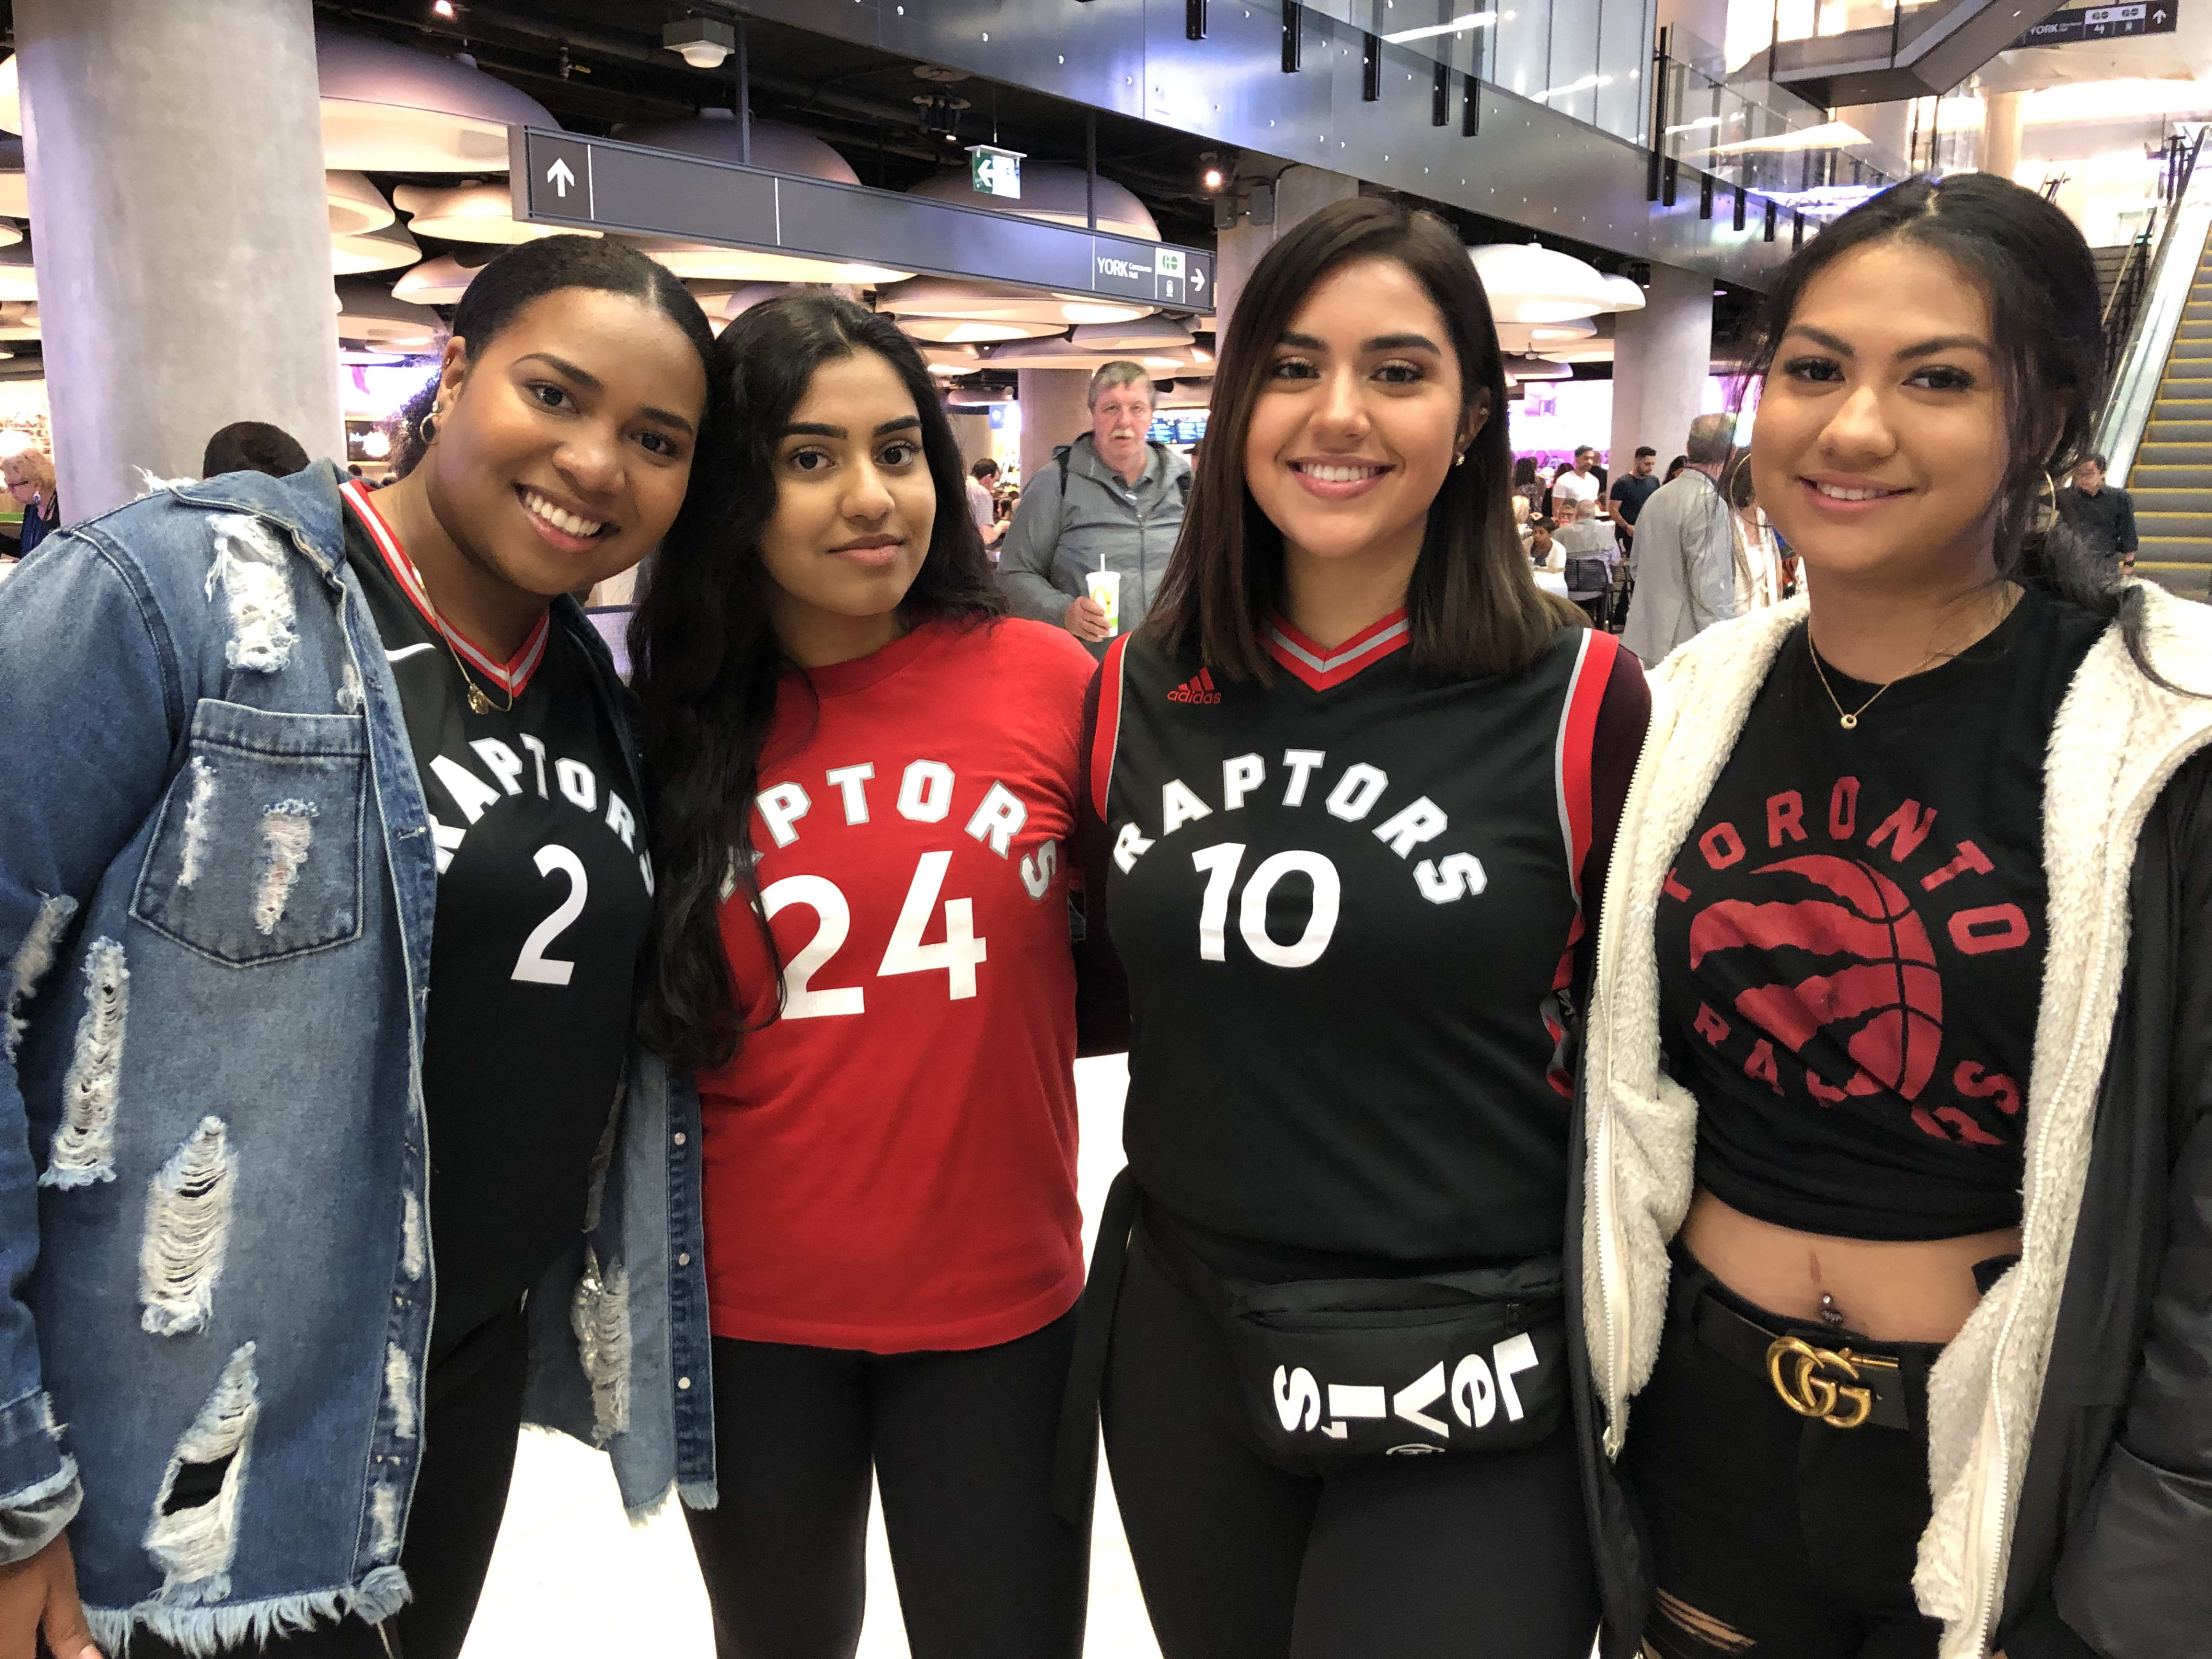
[{"left": 1145, "top": 196, "right": 1582, "bottom": 680}]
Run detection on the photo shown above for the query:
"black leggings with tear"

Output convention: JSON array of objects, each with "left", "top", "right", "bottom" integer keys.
[
  {"left": 684, "top": 1309, "right": 1088, "bottom": 1659},
  {"left": 1101, "top": 1222, "right": 1601, "bottom": 1659}
]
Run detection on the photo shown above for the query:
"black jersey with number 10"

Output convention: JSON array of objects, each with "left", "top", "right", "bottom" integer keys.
[{"left": 1097, "top": 612, "right": 1647, "bottom": 1266}]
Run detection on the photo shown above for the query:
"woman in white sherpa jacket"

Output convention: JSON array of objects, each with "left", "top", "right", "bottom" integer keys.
[{"left": 1570, "top": 173, "right": 2212, "bottom": 1659}]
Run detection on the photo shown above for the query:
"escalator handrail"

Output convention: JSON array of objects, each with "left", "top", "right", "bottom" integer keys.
[{"left": 2100, "top": 194, "right": 2212, "bottom": 486}]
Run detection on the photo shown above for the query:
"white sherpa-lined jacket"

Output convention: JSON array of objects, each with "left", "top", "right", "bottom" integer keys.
[{"left": 1572, "top": 585, "right": 2212, "bottom": 1659}]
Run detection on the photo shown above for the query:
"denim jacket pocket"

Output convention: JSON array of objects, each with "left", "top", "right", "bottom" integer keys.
[{"left": 132, "top": 699, "right": 369, "bottom": 966}]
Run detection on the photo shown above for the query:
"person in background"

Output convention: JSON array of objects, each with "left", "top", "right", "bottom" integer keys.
[
  {"left": 1, "top": 441, "right": 59, "bottom": 557},
  {"left": 1528, "top": 514, "right": 1562, "bottom": 571},
  {"left": 1554, "top": 495, "right": 1620, "bottom": 628},
  {"left": 1720, "top": 446, "right": 1784, "bottom": 612},
  {"left": 2054, "top": 451, "right": 2136, "bottom": 577},
  {"left": 1512, "top": 455, "right": 1541, "bottom": 528},
  {"left": 202, "top": 421, "right": 311, "bottom": 480},
  {"left": 997, "top": 361, "right": 1190, "bottom": 649},
  {"left": 1664, "top": 454, "right": 1688, "bottom": 483},
  {"left": 1608, "top": 446, "right": 1661, "bottom": 554},
  {"left": 1550, "top": 443, "right": 1605, "bottom": 519},
  {"left": 1619, "top": 414, "right": 1737, "bottom": 664},
  {"left": 967, "top": 456, "right": 1007, "bottom": 558}
]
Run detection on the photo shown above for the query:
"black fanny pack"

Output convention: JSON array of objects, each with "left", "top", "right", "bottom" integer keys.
[{"left": 1147, "top": 1207, "right": 1569, "bottom": 1473}]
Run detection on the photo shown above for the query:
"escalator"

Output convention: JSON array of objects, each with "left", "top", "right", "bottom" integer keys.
[{"left": 2104, "top": 196, "right": 2212, "bottom": 600}]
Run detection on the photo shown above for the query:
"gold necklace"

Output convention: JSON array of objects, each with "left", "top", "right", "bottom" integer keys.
[
  {"left": 1806, "top": 642, "right": 1895, "bottom": 730},
  {"left": 1804, "top": 587, "right": 2021, "bottom": 730},
  {"left": 400, "top": 548, "right": 516, "bottom": 715}
]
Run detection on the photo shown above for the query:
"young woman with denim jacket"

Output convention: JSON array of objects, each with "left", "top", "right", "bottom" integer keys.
[
  {"left": 0, "top": 235, "right": 718, "bottom": 1658},
  {"left": 1574, "top": 175, "right": 2212, "bottom": 1659}
]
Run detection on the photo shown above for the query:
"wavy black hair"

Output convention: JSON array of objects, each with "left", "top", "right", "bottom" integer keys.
[
  {"left": 392, "top": 234, "right": 715, "bottom": 475},
  {"left": 1145, "top": 196, "right": 1582, "bottom": 682},
  {"left": 1744, "top": 173, "right": 2168, "bottom": 678},
  {"left": 631, "top": 291, "right": 1005, "bottom": 1073}
]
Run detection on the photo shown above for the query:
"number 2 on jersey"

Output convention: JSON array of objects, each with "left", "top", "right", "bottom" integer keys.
[{"left": 761, "top": 851, "right": 989, "bottom": 1018}]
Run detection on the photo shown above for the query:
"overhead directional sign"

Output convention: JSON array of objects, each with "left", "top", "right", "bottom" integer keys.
[
  {"left": 2014, "top": 2, "right": 2179, "bottom": 47},
  {"left": 507, "top": 127, "right": 1214, "bottom": 315}
]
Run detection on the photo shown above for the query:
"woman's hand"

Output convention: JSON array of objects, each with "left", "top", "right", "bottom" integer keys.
[{"left": 0, "top": 1533, "right": 100, "bottom": 1659}]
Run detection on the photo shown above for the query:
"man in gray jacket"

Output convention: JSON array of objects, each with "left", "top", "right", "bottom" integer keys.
[
  {"left": 997, "top": 361, "right": 1191, "bottom": 648},
  {"left": 1619, "top": 412, "right": 1737, "bottom": 665}
]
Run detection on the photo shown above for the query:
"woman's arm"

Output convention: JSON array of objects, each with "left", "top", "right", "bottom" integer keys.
[
  {"left": 2018, "top": 752, "right": 2212, "bottom": 1659},
  {"left": 0, "top": 535, "right": 184, "bottom": 1552}
]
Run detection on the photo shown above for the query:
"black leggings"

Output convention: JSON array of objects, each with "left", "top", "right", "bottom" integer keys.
[
  {"left": 1100, "top": 1222, "right": 1600, "bottom": 1659},
  {"left": 115, "top": 1303, "right": 528, "bottom": 1659},
  {"left": 684, "top": 1312, "right": 1088, "bottom": 1659}
]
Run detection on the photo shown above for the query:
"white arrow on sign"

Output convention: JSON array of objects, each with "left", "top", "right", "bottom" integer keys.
[
  {"left": 547, "top": 158, "right": 577, "bottom": 199},
  {"left": 1192, "top": 265, "right": 1207, "bottom": 293}
]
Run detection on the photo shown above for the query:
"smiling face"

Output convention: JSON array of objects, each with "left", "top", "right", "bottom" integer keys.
[
  {"left": 1091, "top": 378, "right": 1156, "bottom": 480},
  {"left": 423, "top": 287, "right": 706, "bottom": 600},
  {"left": 1751, "top": 238, "right": 2010, "bottom": 591},
  {"left": 757, "top": 348, "right": 935, "bottom": 666},
  {"left": 1243, "top": 255, "right": 1480, "bottom": 578}
]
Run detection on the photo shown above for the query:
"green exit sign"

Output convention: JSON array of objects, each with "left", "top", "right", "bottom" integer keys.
[{"left": 968, "top": 145, "right": 1024, "bottom": 200}]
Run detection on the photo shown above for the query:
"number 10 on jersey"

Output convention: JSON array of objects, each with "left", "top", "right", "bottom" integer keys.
[{"left": 762, "top": 850, "right": 990, "bottom": 1018}]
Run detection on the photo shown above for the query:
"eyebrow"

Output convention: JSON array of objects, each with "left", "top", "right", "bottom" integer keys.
[
  {"left": 1782, "top": 324, "right": 1991, "bottom": 361},
  {"left": 516, "top": 351, "right": 698, "bottom": 437},
  {"left": 781, "top": 415, "right": 926, "bottom": 440},
  {"left": 1278, "top": 329, "right": 1445, "bottom": 354}
]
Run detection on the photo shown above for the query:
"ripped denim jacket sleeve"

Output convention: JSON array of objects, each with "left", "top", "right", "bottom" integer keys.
[{"left": 0, "top": 535, "right": 185, "bottom": 1554}]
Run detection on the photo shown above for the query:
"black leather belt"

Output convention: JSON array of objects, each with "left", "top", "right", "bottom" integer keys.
[{"left": 1692, "top": 1289, "right": 1916, "bottom": 1433}]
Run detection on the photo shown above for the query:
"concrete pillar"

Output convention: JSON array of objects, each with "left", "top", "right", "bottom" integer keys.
[
  {"left": 18, "top": 0, "right": 342, "bottom": 518},
  {"left": 1017, "top": 369, "right": 1092, "bottom": 485},
  {"left": 946, "top": 409, "right": 992, "bottom": 473},
  {"left": 1609, "top": 261, "right": 1714, "bottom": 473},
  {"left": 1213, "top": 164, "right": 1359, "bottom": 344},
  {"left": 1982, "top": 91, "right": 2026, "bottom": 184}
]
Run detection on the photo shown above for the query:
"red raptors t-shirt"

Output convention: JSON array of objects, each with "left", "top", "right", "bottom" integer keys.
[
  {"left": 697, "top": 616, "right": 1094, "bottom": 1350},
  {"left": 1654, "top": 589, "right": 2105, "bottom": 1240}
]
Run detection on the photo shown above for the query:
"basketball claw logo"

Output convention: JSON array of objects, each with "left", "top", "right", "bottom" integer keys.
[{"left": 1668, "top": 778, "right": 2032, "bottom": 1147}]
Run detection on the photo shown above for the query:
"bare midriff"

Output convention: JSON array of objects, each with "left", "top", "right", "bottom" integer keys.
[{"left": 1680, "top": 1188, "right": 2022, "bottom": 1346}]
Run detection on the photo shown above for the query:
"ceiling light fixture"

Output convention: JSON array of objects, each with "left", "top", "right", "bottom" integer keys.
[
  {"left": 431, "top": 1, "right": 456, "bottom": 17},
  {"left": 1199, "top": 151, "right": 1227, "bottom": 193},
  {"left": 663, "top": 20, "right": 737, "bottom": 71},
  {"left": 1382, "top": 10, "right": 1497, "bottom": 44}
]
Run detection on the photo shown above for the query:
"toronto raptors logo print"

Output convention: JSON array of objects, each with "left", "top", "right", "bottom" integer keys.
[{"left": 1668, "top": 776, "right": 2028, "bottom": 1147}]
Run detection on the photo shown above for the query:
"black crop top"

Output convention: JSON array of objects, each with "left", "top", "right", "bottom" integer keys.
[{"left": 1654, "top": 589, "right": 2105, "bottom": 1240}]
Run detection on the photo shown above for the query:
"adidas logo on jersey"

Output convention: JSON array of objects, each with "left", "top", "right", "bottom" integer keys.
[{"left": 1168, "top": 668, "right": 1221, "bottom": 705}]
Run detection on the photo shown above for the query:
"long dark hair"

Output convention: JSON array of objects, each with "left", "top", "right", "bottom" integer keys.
[
  {"left": 392, "top": 234, "right": 715, "bottom": 475},
  {"left": 1145, "top": 196, "right": 1582, "bottom": 681},
  {"left": 631, "top": 292, "right": 1004, "bottom": 1073},
  {"left": 1745, "top": 173, "right": 2166, "bottom": 677}
]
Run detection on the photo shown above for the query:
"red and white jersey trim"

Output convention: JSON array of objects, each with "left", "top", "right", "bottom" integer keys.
[
  {"left": 342, "top": 478, "right": 550, "bottom": 697},
  {"left": 1092, "top": 634, "right": 1131, "bottom": 821},
  {"left": 1266, "top": 609, "right": 1411, "bottom": 691}
]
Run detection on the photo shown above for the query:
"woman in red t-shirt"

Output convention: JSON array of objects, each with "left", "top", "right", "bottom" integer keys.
[{"left": 630, "top": 293, "right": 1097, "bottom": 1657}]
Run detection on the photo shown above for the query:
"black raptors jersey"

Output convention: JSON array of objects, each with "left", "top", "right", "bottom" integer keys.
[
  {"left": 342, "top": 482, "right": 654, "bottom": 1355},
  {"left": 1097, "top": 611, "right": 1646, "bottom": 1264}
]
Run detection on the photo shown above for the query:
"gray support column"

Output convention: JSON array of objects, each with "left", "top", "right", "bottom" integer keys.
[
  {"left": 1213, "top": 164, "right": 1359, "bottom": 344},
  {"left": 1609, "top": 260, "right": 1715, "bottom": 474},
  {"left": 18, "top": 0, "right": 342, "bottom": 518},
  {"left": 1017, "top": 369, "right": 1093, "bottom": 486}
]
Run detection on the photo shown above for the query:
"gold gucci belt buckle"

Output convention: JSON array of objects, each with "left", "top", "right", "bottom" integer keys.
[{"left": 1764, "top": 1335, "right": 1898, "bottom": 1430}]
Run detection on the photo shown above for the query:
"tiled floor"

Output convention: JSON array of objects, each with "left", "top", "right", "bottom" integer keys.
[{"left": 459, "top": 1056, "right": 1162, "bottom": 1659}]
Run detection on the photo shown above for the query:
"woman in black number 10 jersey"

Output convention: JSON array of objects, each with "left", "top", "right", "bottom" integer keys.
[{"left": 1058, "top": 198, "right": 1649, "bottom": 1659}]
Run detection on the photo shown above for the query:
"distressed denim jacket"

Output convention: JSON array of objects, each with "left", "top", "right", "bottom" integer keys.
[{"left": 0, "top": 465, "right": 714, "bottom": 1654}]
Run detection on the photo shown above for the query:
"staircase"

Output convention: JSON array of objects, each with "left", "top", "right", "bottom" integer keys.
[
  {"left": 2092, "top": 245, "right": 2134, "bottom": 315},
  {"left": 2127, "top": 233, "right": 2212, "bottom": 601}
]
